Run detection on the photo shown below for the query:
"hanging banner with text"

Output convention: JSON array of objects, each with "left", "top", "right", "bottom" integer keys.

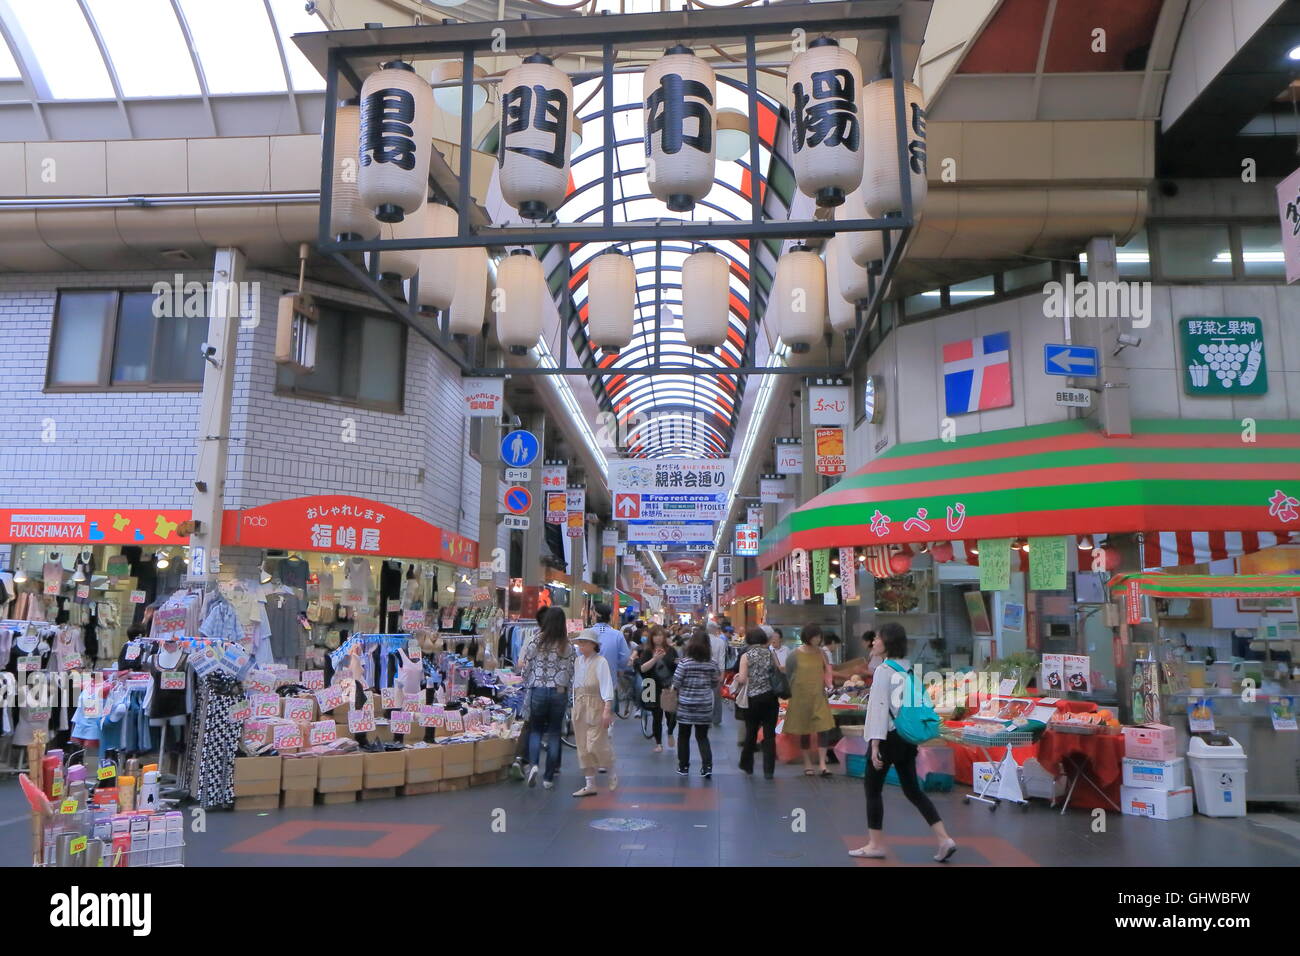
[
  {"left": 545, "top": 491, "right": 567, "bottom": 525},
  {"left": 794, "top": 549, "right": 811, "bottom": 602},
  {"left": 747, "top": 505, "right": 763, "bottom": 528},
  {"left": 760, "top": 476, "right": 794, "bottom": 505},
  {"left": 811, "top": 549, "right": 830, "bottom": 594},
  {"left": 775, "top": 441, "right": 803, "bottom": 475},
  {"left": 608, "top": 458, "right": 733, "bottom": 494},
  {"left": 566, "top": 488, "right": 586, "bottom": 538},
  {"left": 808, "top": 384, "right": 851, "bottom": 426},
  {"left": 541, "top": 464, "right": 567, "bottom": 492},
  {"left": 814, "top": 427, "right": 846, "bottom": 475},
  {"left": 978, "top": 539, "right": 1012, "bottom": 592},
  {"left": 462, "top": 378, "right": 505, "bottom": 418},
  {"left": 1028, "top": 536, "right": 1068, "bottom": 592},
  {"left": 734, "top": 524, "right": 760, "bottom": 556},
  {"left": 839, "top": 547, "right": 857, "bottom": 602}
]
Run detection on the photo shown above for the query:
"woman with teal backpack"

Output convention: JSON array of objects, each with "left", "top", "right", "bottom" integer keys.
[{"left": 851, "top": 623, "right": 958, "bottom": 862}]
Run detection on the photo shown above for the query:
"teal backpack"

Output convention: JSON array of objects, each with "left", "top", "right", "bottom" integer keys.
[{"left": 884, "top": 660, "right": 941, "bottom": 745}]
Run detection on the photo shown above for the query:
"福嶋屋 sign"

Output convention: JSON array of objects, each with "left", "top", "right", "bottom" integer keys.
[
  {"left": 1, "top": 509, "right": 191, "bottom": 545},
  {"left": 814, "top": 427, "right": 846, "bottom": 476},
  {"left": 613, "top": 493, "right": 727, "bottom": 522},
  {"left": 608, "top": 457, "right": 732, "bottom": 494},
  {"left": 626, "top": 521, "right": 714, "bottom": 545},
  {"left": 734, "top": 524, "right": 760, "bottom": 556},
  {"left": 220, "top": 495, "right": 477, "bottom": 567},
  {"left": 462, "top": 377, "right": 504, "bottom": 418},
  {"left": 1179, "top": 318, "right": 1268, "bottom": 396},
  {"left": 808, "top": 384, "right": 850, "bottom": 426}
]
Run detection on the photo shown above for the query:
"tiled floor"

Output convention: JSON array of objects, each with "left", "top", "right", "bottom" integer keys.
[{"left": 2, "top": 712, "right": 1298, "bottom": 867}]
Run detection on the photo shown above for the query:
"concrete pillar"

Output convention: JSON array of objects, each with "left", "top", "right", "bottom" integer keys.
[
  {"left": 188, "top": 247, "right": 245, "bottom": 583},
  {"left": 1079, "top": 237, "right": 1133, "bottom": 437},
  {"left": 520, "top": 413, "right": 546, "bottom": 587},
  {"left": 476, "top": 391, "right": 500, "bottom": 590}
]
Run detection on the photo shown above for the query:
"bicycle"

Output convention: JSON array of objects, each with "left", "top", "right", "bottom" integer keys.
[{"left": 614, "top": 671, "right": 636, "bottom": 719}]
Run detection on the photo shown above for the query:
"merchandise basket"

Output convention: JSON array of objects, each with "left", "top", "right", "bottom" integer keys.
[{"left": 939, "top": 726, "right": 1041, "bottom": 812}]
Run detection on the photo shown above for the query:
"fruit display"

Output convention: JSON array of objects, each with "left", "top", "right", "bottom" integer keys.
[{"left": 1049, "top": 708, "right": 1121, "bottom": 734}]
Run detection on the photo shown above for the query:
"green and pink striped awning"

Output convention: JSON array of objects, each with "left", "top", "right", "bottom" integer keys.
[{"left": 757, "top": 419, "right": 1300, "bottom": 569}]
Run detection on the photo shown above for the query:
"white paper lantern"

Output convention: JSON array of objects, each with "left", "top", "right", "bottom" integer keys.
[
  {"left": 835, "top": 184, "right": 889, "bottom": 267},
  {"left": 328, "top": 101, "right": 379, "bottom": 241},
  {"left": 449, "top": 246, "right": 489, "bottom": 336},
  {"left": 644, "top": 46, "right": 716, "bottom": 213},
  {"left": 410, "top": 203, "right": 458, "bottom": 311},
  {"left": 586, "top": 249, "right": 635, "bottom": 354},
  {"left": 367, "top": 218, "right": 420, "bottom": 281},
  {"left": 681, "top": 247, "right": 730, "bottom": 354},
  {"left": 786, "top": 38, "right": 863, "bottom": 208},
  {"left": 830, "top": 234, "right": 870, "bottom": 303},
  {"left": 775, "top": 245, "right": 826, "bottom": 351},
  {"left": 358, "top": 61, "right": 434, "bottom": 224},
  {"left": 824, "top": 237, "right": 859, "bottom": 334},
  {"left": 861, "top": 78, "right": 928, "bottom": 218},
  {"left": 495, "top": 249, "right": 545, "bottom": 354},
  {"left": 499, "top": 55, "right": 573, "bottom": 221}
]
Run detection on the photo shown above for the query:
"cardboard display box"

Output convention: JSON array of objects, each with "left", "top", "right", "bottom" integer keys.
[
  {"left": 1122, "top": 724, "right": 1177, "bottom": 762},
  {"left": 281, "top": 790, "right": 315, "bottom": 809},
  {"left": 400, "top": 781, "right": 440, "bottom": 796},
  {"left": 471, "top": 769, "right": 508, "bottom": 787},
  {"left": 1122, "top": 756, "right": 1186, "bottom": 790},
  {"left": 318, "top": 791, "right": 357, "bottom": 805},
  {"left": 233, "top": 757, "right": 282, "bottom": 797},
  {"left": 405, "top": 746, "right": 445, "bottom": 784},
  {"left": 234, "top": 794, "right": 280, "bottom": 812},
  {"left": 438, "top": 777, "right": 471, "bottom": 792},
  {"left": 1120, "top": 785, "right": 1194, "bottom": 820},
  {"left": 363, "top": 751, "right": 406, "bottom": 789},
  {"left": 474, "top": 737, "right": 515, "bottom": 774},
  {"left": 317, "top": 753, "right": 365, "bottom": 793},
  {"left": 441, "top": 741, "right": 475, "bottom": 779},
  {"left": 281, "top": 756, "right": 319, "bottom": 792}
]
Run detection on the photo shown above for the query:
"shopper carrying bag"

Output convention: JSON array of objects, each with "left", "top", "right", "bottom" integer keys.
[{"left": 735, "top": 627, "right": 779, "bottom": 779}]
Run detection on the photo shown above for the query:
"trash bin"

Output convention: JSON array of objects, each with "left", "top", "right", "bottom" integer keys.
[{"left": 1187, "top": 734, "right": 1248, "bottom": 817}]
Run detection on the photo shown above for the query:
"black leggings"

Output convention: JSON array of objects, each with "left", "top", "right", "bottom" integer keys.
[
  {"left": 677, "top": 723, "right": 712, "bottom": 772},
  {"left": 650, "top": 705, "right": 677, "bottom": 745},
  {"left": 864, "top": 731, "right": 942, "bottom": 831}
]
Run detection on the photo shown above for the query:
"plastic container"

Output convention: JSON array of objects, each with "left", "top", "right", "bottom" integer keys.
[
  {"left": 1187, "top": 735, "right": 1248, "bottom": 817},
  {"left": 845, "top": 753, "right": 868, "bottom": 778}
]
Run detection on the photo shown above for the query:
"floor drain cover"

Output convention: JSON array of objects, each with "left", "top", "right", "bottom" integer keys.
[{"left": 590, "top": 817, "right": 659, "bottom": 832}]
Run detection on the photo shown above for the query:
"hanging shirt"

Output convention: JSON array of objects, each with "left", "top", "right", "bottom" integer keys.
[
  {"left": 278, "top": 556, "right": 310, "bottom": 592},
  {"left": 343, "top": 558, "right": 372, "bottom": 607},
  {"left": 264, "top": 590, "right": 303, "bottom": 663}
]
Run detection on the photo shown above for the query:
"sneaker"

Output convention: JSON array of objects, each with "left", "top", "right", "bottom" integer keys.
[
  {"left": 608, "top": 774, "right": 619, "bottom": 791},
  {"left": 676, "top": 767, "right": 689, "bottom": 776},
  {"left": 652, "top": 745, "right": 663, "bottom": 753},
  {"left": 598, "top": 767, "right": 607, "bottom": 774},
  {"left": 508, "top": 761, "right": 525, "bottom": 781},
  {"left": 542, "top": 780, "right": 555, "bottom": 790},
  {"left": 526, "top": 765, "right": 539, "bottom": 788},
  {"left": 701, "top": 768, "right": 712, "bottom": 778},
  {"left": 572, "top": 785, "right": 598, "bottom": 797}
]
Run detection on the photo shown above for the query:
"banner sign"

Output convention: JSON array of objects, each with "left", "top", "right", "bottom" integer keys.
[
  {"left": 665, "top": 585, "right": 705, "bottom": 606},
  {"left": 541, "top": 464, "right": 567, "bottom": 491},
  {"left": 808, "top": 384, "right": 851, "bottom": 426},
  {"left": 461, "top": 377, "right": 504, "bottom": 418},
  {"left": 1, "top": 508, "right": 191, "bottom": 546},
  {"left": 545, "top": 491, "right": 567, "bottom": 524},
  {"left": 811, "top": 549, "right": 830, "bottom": 594},
  {"left": 735, "top": 524, "right": 760, "bottom": 556},
  {"left": 1275, "top": 165, "right": 1300, "bottom": 285},
  {"left": 1027, "top": 536, "right": 1068, "bottom": 592},
  {"left": 760, "top": 476, "right": 794, "bottom": 504},
  {"left": 814, "top": 427, "right": 846, "bottom": 476},
  {"left": 747, "top": 505, "right": 763, "bottom": 528},
  {"left": 626, "top": 521, "right": 714, "bottom": 545},
  {"left": 566, "top": 489, "right": 586, "bottom": 539},
  {"left": 1179, "top": 317, "right": 1268, "bottom": 395},
  {"left": 775, "top": 440, "right": 803, "bottom": 475},
  {"left": 839, "top": 547, "right": 857, "bottom": 602},
  {"left": 609, "top": 458, "right": 733, "bottom": 494},
  {"left": 613, "top": 492, "right": 728, "bottom": 521},
  {"left": 978, "top": 539, "right": 1011, "bottom": 592},
  {"left": 221, "top": 496, "right": 477, "bottom": 567}
]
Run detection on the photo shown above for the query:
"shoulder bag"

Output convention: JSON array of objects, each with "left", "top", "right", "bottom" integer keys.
[{"left": 769, "top": 647, "right": 791, "bottom": 700}]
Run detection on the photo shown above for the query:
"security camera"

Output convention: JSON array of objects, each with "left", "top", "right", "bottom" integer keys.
[
  {"left": 200, "top": 342, "right": 219, "bottom": 367},
  {"left": 1113, "top": 332, "right": 1141, "bottom": 356}
]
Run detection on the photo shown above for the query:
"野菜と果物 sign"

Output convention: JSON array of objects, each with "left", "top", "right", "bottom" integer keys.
[{"left": 1179, "top": 318, "right": 1267, "bottom": 396}]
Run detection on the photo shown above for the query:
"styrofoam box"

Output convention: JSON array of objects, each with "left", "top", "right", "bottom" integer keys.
[
  {"left": 1122, "top": 756, "right": 1186, "bottom": 790},
  {"left": 1122, "top": 723, "right": 1177, "bottom": 761},
  {"left": 1121, "top": 785, "right": 1194, "bottom": 820}
]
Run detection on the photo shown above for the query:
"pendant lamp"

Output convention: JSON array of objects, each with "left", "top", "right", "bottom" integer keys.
[
  {"left": 643, "top": 45, "right": 716, "bottom": 213},
  {"left": 835, "top": 184, "right": 889, "bottom": 268},
  {"left": 824, "top": 237, "right": 858, "bottom": 334},
  {"left": 358, "top": 61, "right": 434, "bottom": 223},
  {"left": 586, "top": 249, "right": 635, "bottom": 354},
  {"left": 681, "top": 246, "right": 730, "bottom": 354},
  {"left": 786, "top": 38, "right": 863, "bottom": 208},
  {"left": 367, "top": 218, "right": 420, "bottom": 281},
  {"left": 860, "top": 78, "right": 928, "bottom": 218},
  {"left": 774, "top": 245, "right": 826, "bottom": 352},
  {"left": 499, "top": 54, "right": 573, "bottom": 221},
  {"left": 495, "top": 249, "right": 545, "bottom": 354},
  {"left": 411, "top": 203, "right": 458, "bottom": 312},
  {"left": 449, "top": 246, "right": 489, "bottom": 337},
  {"left": 328, "top": 100, "right": 379, "bottom": 241}
]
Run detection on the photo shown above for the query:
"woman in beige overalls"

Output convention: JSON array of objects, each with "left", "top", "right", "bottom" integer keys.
[{"left": 571, "top": 629, "right": 617, "bottom": 797}]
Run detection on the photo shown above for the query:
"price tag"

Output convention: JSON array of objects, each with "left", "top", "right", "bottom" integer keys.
[
  {"left": 76, "top": 585, "right": 90, "bottom": 600},
  {"left": 386, "top": 599, "right": 400, "bottom": 613},
  {"left": 314, "top": 684, "right": 346, "bottom": 713},
  {"left": 61, "top": 655, "right": 85, "bottom": 672},
  {"left": 17, "top": 655, "right": 40, "bottom": 673},
  {"left": 300, "top": 670, "right": 325, "bottom": 690},
  {"left": 246, "top": 669, "right": 276, "bottom": 694},
  {"left": 407, "top": 639, "right": 422, "bottom": 658},
  {"left": 69, "top": 836, "right": 87, "bottom": 855},
  {"left": 252, "top": 694, "right": 281, "bottom": 718},
  {"left": 443, "top": 711, "right": 465, "bottom": 734},
  {"left": 308, "top": 720, "right": 337, "bottom": 745},
  {"left": 123, "top": 643, "right": 142, "bottom": 662},
  {"left": 50, "top": 779, "right": 64, "bottom": 799},
  {"left": 59, "top": 798, "right": 78, "bottom": 815},
  {"left": 380, "top": 686, "right": 402, "bottom": 711},
  {"left": 283, "top": 698, "right": 314, "bottom": 722},
  {"left": 389, "top": 711, "right": 413, "bottom": 735},
  {"left": 272, "top": 724, "right": 303, "bottom": 749},
  {"left": 28, "top": 707, "right": 51, "bottom": 723},
  {"left": 161, "top": 671, "right": 187, "bottom": 691},
  {"left": 227, "top": 700, "right": 251, "bottom": 723},
  {"left": 347, "top": 707, "right": 376, "bottom": 733},
  {"left": 96, "top": 765, "right": 116, "bottom": 782},
  {"left": 129, "top": 590, "right": 146, "bottom": 604},
  {"left": 44, "top": 579, "right": 61, "bottom": 596}
]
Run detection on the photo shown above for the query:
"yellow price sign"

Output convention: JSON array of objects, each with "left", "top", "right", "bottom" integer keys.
[
  {"left": 97, "top": 765, "right": 116, "bottom": 781},
  {"left": 59, "top": 798, "right": 78, "bottom": 815}
]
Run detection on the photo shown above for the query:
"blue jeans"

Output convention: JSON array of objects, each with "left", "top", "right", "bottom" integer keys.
[{"left": 527, "top": 686, "right": 567, "bottom": 782}]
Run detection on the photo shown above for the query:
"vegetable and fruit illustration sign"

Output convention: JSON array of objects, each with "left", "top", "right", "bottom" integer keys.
[{"left": 1179, "top": 317, "right": 1267, "bottom": 396}]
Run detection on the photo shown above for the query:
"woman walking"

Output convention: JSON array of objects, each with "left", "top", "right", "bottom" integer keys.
[
  {"left": 783, "top": 624, "right": 835, "bottom": 776},
  {"left": 671, "top": 628, "right": 720, "bottom": 777},
  {"left": 571, "top": 627, "right": 618, "bottom": 797},
  {"left": 852, "top": 623, "right": 957, "bottom": 862},
  {"left": 634, "top": 625, "right": 678, "bottom": 752},
  {"left": 735, "top": 627, "right": 780, "bottom": 779},
  {"left": 519, "top": 606, "right": 576, "bottom": 790}
]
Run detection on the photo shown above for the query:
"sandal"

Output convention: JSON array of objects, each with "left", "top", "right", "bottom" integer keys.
[
  {"left": 803, "top": 769, "right": 816, "bottom": 776},
  {"left": 819, "top": 769, "right": 832, "bottom": 777}
]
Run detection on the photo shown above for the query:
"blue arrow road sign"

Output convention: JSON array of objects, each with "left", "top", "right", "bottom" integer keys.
[
  {"left": 1044, "top": 344, "right": 1099, "bottom": 377},
  {"left": 500, "top": 429, "right": 540, "bottom": 467}
]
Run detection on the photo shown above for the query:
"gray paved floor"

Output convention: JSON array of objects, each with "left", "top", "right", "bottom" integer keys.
[{"left": 2, "top": 710, "right": 1297, "bottom": 866}]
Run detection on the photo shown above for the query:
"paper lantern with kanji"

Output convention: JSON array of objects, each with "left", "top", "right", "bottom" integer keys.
[
  {"left": 328, "top": 100, "right": 379, "bottom": 241},
  {"left": 860, "top": 78, "right": 928, "bottom": 218},
  {"left": 824, "top": 237, "right": 857, "bottom": 334},
  {"left": 357, "top": 62, "right": 434, "bottom": 224},
  {"left": 586, "top": 249, "right": 635, "bottom": 354},
  {"left": 367, "top": 218, "right": 420, "bottom": 281},
  {"left": 411, "top": 203, "right": 458, "bottom": 311},
  {"left": 449, "top": 246, "right": 489, "bottom": 337},
  {"left": 774, "top": 245, "right": 826, "bottom": 352},
  {"left": 830, "top": 232, "right": 870, "bottom": 302},
  {"left": 681, "top": 246, "right": 730, "bottom": 354},
  {"left": 495, "top": 249, "right": 545, "bottom": 354},
  {"left": 499, "top": 55, "right": 573, "bottom": 221},
  {"left": 643, "top": 46, "right": 716, "bottom": 213},
  {"left": 786, "top": 38, "right": 863, "bottom": 208},
  {"left": 835, "top": 184, "right": 888, "bottom": 267}
]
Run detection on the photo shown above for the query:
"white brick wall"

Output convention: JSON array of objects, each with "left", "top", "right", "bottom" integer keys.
[{"left": 0, "top": 266, "right": 482, "bottom": 551}]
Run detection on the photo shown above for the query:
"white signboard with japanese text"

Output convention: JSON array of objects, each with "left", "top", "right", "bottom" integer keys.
[
  {"left": 734, "top": 524, "right": 760, "bottom": 556},
  {"left": 760, "top": 476, "right": 794, "bottom": 504},
  {"left": 462, "top": 377, "right": 504, "bottom": 418},
  {"left": 609, "top": 458, "right": 732, "bottom": 495},
  {"left": 626, "top": 521, "right": 714, "bottom": 545},
  {"left": 808, "top": 384, "right": 851, "bottom": 426},
  {"left": 1276, "top": 165, "right": 1300, "bottom": 285}
]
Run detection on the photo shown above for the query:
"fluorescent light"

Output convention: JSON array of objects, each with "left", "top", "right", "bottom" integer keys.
[
  {"left": 1215, "top": 251, "right": 1283, "bottom": 263},
  {"left": 1289, "top": 44, "right": 1300, "bottom": 61},
  {"left": 1077, "top": 252, "right": 1149, "bottom": 264}
]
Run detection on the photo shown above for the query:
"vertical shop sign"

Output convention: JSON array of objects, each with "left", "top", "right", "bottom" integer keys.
[
  {"left": 1127, "top": 578, "right": 1143, "bottom": 626},
  {"left": 839, "top": 547, "right": 857, "bottom": 603},
  {"left": 1027, "top": 536, "right": 1068, "bottom": 592},
  {"left": 793, "top": 549, "right": 811, "bottom": 602},
  {"left": 977, "top": 539, "right": 1010, "bottom": 592},
  {"left": 545, "top": 491, "right": 568, "bottom": 524},
  {"left": 811, "top": 549, "right": 830, "bottom": 594},
  {"left": 747, "top": 505, "right": 763, "bottom": 528},
  {"left": 1275, "top": 165, "right": 1300, "bottom": 285}
]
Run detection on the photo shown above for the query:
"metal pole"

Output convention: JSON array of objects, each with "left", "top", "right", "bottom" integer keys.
[
  {"left": 458, "top": 47, "right": 475, "bottom": 237},
  {"left": 889, "top": 22, "right": 913, "bottom": 228},
  {"left": 317, "top": 50, "right": 339, "bottom": 248},
  {"left": 603, "top": 42, "right": 615, "bottom": 230}
]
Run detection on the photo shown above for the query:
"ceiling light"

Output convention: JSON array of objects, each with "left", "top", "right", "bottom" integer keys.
[
  {"left": 72, "top": 564, "right": 86, "bottom": 583},
  {"left": 260, "top": 565, "right": 273, "bottom": 584},
  {"left": 14, "top": 568, "right": 27, "bottom": 584},
  {"left": 155, "top": 551, "right": 170, "bottom": 570},
  {"left": 1289, "top": 44, "right": 1300, "bottom": 61},
  {"left": 1078, "top": 535, "right": 1094, "bottom": 550},
  {"left": 969, "top": 546, "right": 979, "bottom": 555},
  {"left": 715, "top": 108, "right": 751, "bottom": 162},
  {"left": 429, "top": 61, "right": 488, "bottom": 115}
]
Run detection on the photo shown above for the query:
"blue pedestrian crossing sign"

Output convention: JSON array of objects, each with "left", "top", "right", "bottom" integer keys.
[
  {"left": 500, "top": 429, "right": 540, "bottom": 467},
  {"left": 1044, "top": 344, "right": 1099, "bottom": 377}
]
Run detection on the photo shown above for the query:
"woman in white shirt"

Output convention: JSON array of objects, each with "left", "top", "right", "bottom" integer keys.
[
  {"left": 571, "top": 628, "right": 617, "bottom": 797},
  {"left": 852, "top": 623, "right": 957, "bottom": 863}
]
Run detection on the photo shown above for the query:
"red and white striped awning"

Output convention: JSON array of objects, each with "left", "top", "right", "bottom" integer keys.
[{"left": 1141, "top": 531, "right": 1294, "bottom": 570}]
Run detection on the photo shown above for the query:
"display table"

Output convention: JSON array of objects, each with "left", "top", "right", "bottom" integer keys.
[
  {"left": 1036, "top": 729, "right": 1125, "bottom": 813},
  {"left": 949, "top": 740, "right": 1038, "bottom": 786}
]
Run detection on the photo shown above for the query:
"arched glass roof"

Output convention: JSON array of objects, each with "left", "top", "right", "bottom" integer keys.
[{"left": 556, "top": 70, "right": 782, "bottom": 461}]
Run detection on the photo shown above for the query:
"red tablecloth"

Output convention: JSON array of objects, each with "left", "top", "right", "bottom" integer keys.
[
  {"left": 1036, "top": 729, "right": 1126, "bottom": 810},
  {"left": 949, "top": 741, "right": 1038, "bottom": 785}
]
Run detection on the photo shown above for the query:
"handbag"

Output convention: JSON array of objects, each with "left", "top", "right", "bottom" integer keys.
[
  {"left": 768, "top": 648, "right": 791, "bottom": 699},
  {"left": 732, "top": 676, "right": 749, "bottom": 709},
  {"left": 660, "top": 687, "right": 679, "bottom": 714}
]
